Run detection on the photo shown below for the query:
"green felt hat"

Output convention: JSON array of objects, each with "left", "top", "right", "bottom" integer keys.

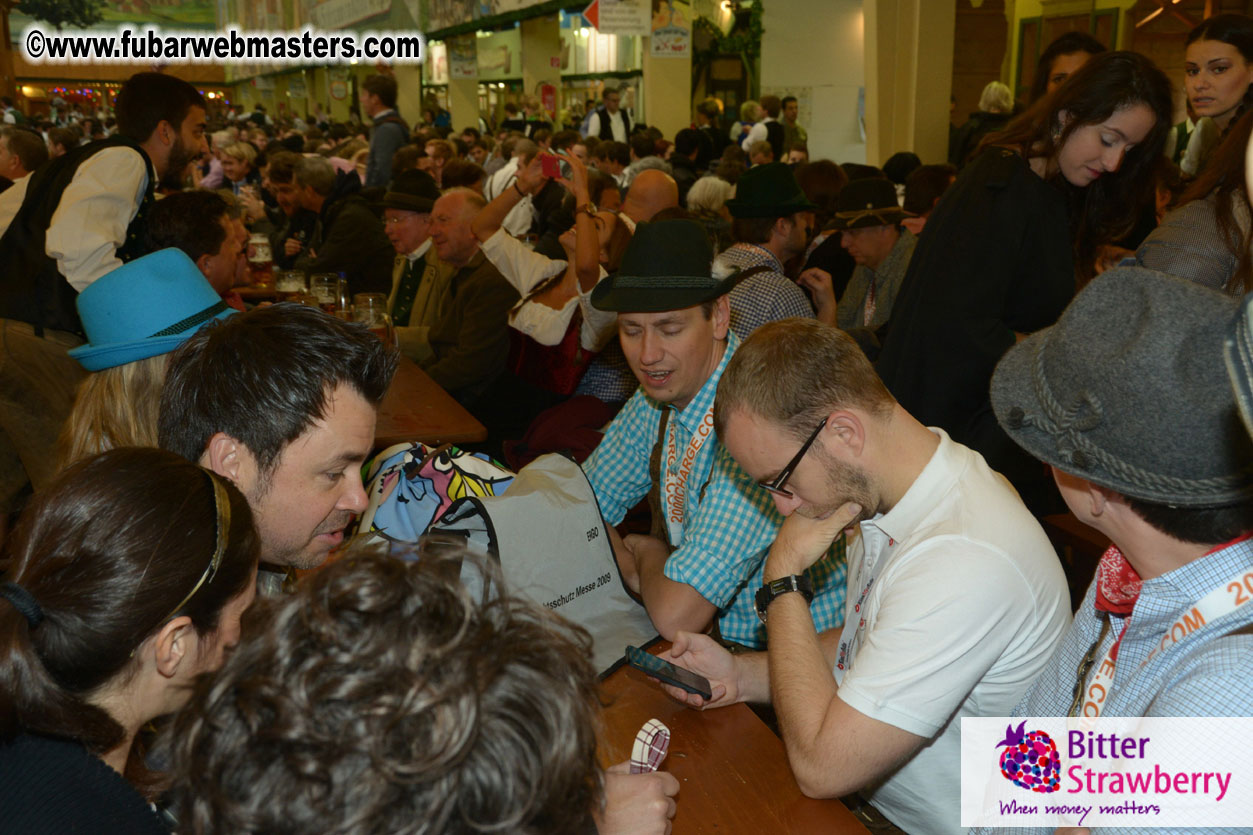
[
  {"left": 725, "top": 162, "right": 818, "bottom": 218},
  {"left": 830, "top": 178, "right": 912, "bottom": 229},
  {"left": 590, "top": 219, "right": 743, "bottom": 313}
]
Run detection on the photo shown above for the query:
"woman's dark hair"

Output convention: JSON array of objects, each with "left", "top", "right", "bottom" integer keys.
[
  {"left": 793, "top": 160, "right": 849, "bottom": 229},
  {"left": 1186, "top": 13, "right": 1253, "bottom": 57},
  {"left": 986, "top": 50, "right": 1173, "bottom": 283},
  {"left": 1028, "top": 31, "right": 1107, "bottom": 104},
  {"left": 903, "top": 163, "right": 958, "bottom": 216},
  {"left": 1186, "top": 14, "right": 1253, "bottom": 136},
  {"left": 167, "top": 546, "right": 602, "bottom": 835},
  {"left": 1176, "top": 108, "right": 1253, "bottom": 293},
  {"left": 882, "top": 151, "right": 922, "bottom": 185},
  {"left": 0, "top": 448, "right": 258, "bottom": 783}
]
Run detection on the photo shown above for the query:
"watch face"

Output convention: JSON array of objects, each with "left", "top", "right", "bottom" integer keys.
[{"left": 755, "top": 584, "right": 773, "bottom": 623}]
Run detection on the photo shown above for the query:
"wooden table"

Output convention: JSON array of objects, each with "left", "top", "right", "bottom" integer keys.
[
  {"left": 599, "top": 648, "right": 870, "bottom": 835},
  {"left": 236, "top": 285, "right": 278, "bottom": 302},
  {"left": 374, "top": 357, "right": 487, "bottom": 449}
]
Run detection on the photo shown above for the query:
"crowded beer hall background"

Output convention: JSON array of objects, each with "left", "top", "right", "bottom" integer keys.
[{"left": 2, "top": 1, "right": 1253, "bottom": 833}]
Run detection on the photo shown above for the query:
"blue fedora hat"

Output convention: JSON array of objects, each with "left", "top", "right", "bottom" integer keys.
[{"left": 68, "top": 248, "right": 235, "bottom": 371}]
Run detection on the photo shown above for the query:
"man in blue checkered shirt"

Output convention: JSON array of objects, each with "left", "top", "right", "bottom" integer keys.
[
  {"left": 719, "top": 161, "right": 835, "bottom": 332},
  {"left": 972, "top": 267, "right": 1253, "bottom": 835},
  {"left": 583, "top": 219, "right": 847, "bottom": 649}
]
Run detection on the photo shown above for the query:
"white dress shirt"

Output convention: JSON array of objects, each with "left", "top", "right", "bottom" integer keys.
[{"left": 44, "top": 146, "right": 149, "bottom": 292}]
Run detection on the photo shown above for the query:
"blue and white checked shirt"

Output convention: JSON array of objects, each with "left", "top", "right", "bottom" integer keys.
[
  {"left": 583, "top": 331, "right": 847, "bottom": 647},
  {"left": 976, "top": 537, "right": 1253, "bottom": 835},
  {"left": 718, "top": 243, "right": 816, "bottom": 338}
]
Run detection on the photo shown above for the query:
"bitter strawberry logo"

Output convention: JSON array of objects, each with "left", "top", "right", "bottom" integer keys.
[{"left": 996, "top": 721, "right": 1061, "bottom": 793}]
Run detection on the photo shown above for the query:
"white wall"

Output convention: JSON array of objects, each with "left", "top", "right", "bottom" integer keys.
[{"left": 760, "top": 0, "right": 866, "bottom": 164}]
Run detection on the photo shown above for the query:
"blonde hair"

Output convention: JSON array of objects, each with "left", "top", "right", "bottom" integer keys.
[
  {"left": 221, "top": 142, "right": 257, "bottom": 166},
  {"left": 686, "top": 176, "right": 734, "bottom": 213},
  {"left": 713, "top": 318, "right": 895, "bottom": 441},
  {"left": 979, "top": 81, "right": 1014, "bottom": 114},
  {"left": 57, "top": 354, "right": 169, "bottom": 471},
  {"left": 739, "top": 100, "right": 760, "bottom": 123}
]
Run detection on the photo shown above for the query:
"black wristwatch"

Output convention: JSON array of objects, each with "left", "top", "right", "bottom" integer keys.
[{"left": 755, "top": 574, "right": 814, "bottom": 623}]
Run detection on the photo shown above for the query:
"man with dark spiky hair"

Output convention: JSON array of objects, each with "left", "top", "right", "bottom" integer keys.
[{"left": 159, "top": 304, "right": 397, "bottom": 593}]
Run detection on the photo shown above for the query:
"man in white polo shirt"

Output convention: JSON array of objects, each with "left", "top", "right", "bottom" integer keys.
[{"left": 659, "top": 317, "right": 1071, "bottom": 835}]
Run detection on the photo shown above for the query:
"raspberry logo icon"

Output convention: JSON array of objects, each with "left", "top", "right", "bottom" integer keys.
[{"left": 996, "top": 721, "right": 1061, "bottom": 793}]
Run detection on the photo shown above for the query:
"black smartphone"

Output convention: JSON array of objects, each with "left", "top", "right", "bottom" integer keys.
[{"left": 625, "top": 645, "right": 713, "bottom": 700}]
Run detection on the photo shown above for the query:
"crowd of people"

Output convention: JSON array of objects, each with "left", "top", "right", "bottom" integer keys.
[{"left": 2, "top": 13, "right": 1253, "bottom": 834}]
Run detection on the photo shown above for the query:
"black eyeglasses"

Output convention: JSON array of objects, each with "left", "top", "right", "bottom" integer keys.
[{"left": 758, "top": 417, "right": 827, "bottom": 499}]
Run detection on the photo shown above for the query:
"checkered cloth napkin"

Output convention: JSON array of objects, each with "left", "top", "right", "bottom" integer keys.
[{"left": 629, "top": 719, "right": 671, "bottom": 774}]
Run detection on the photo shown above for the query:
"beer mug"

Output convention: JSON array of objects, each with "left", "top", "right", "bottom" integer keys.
[
  {"left": 275, "top": 270, "right": 308, "bottom": 302},
  {"left": 353, "top": 293, "right": 394, "bottom": 347}
]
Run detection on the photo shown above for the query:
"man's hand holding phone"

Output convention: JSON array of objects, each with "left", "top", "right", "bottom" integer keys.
[{"left": 653, "top": 632, "right": 744, "bottom": 709}]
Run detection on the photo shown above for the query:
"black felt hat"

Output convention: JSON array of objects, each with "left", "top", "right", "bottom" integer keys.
[
  {"left": 590, "top": 219, "right": 743, "bottom": 313},
  {"left": 830, "top": 178, "right": 912, "bottom": 229},
  {"left": 378, "top": 169, "right": 441, "bottom": 213},
  {"left": 725, "top": 162, "right": 818, "bottom": 218}
]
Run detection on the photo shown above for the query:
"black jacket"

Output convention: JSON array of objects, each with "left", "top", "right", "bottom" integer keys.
[
  {"left": 295, "top": 172, "right": 393, "bottom": 296},
  {"left": 670, "top": 155, "right": 700, "bottom": 206},
  {"left": 949, "top": 111, "right": 1012, "bottom": 168}
]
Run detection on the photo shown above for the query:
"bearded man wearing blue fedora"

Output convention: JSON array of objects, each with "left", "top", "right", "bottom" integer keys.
[
  {"left": 0, "top": 72, "right": 207, "bottom": 525},
  {"left": 582, "top": 219, "right": 846, "bottom": 649},
  {"left": 59, "top": 248, "right": 235, "bottom": 466}
]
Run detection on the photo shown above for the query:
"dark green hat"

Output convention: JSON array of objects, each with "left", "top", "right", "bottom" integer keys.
[
  {"left": 830, "top": 178, "right": 912, "bottom": 229},
  {"left": 378, "top": 169, "right": 441, "bottom": 213},
  {"left": 725, "top": 161, "right": 818, "bottom": 218},
  {"left": 590, "top": 219, "right": 743, "bottom": 313}
]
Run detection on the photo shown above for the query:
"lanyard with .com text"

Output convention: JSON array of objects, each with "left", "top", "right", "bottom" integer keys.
[{"left": 1070, "top": 565, "right": 1253, "bottom": 717}]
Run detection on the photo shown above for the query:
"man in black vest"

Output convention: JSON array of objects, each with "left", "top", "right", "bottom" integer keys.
[
  {"left": 586, "top": 86, "right": 631, "bottom": 143},
  {"left": 739, "top": 94, "right": 784, "bottom": 161},
  {"left": 0, "top": 71, "right": 205, "bottom": 522}
]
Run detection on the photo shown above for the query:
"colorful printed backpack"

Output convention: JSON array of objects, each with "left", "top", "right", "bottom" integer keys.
[{"left": 356, "top": 442, "right": 515, "bottom": 545}]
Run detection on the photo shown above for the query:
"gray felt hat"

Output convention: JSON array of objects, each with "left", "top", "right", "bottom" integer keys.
[{"left": 991, "top": 266, "right": 1253, "bottom": 507}]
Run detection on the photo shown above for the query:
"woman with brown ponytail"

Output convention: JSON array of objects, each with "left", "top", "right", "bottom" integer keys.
[{"left": 0, "top": 447, "right": 259, "bottom": 833}]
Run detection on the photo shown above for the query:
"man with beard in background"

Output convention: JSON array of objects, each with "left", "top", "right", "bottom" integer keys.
[{"left": 0, "top": 71, "right": 206, "bottom": 531}]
